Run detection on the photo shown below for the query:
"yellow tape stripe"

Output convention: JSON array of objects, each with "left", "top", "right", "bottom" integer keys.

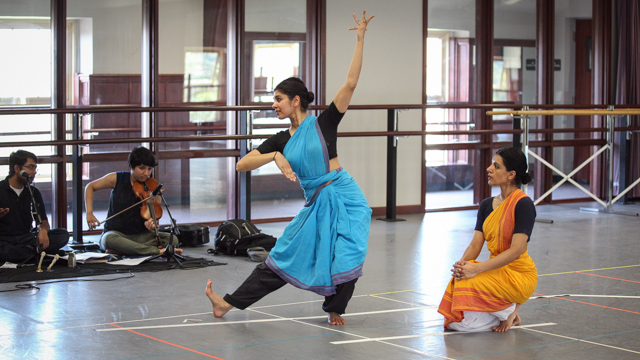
[
  {"left": 368, "top": 288, "right": 424, "bottom": 296},
  {"left": 367, "top": 264, "right": 640, "bottom": 296},
  {"left": 538, "top": 264, "right": 640, "bottom": 276}
]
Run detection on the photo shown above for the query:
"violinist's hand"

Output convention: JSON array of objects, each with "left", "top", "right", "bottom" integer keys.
[
  {"left": 0, "top": 208, "right": 9, "bottom": 219},
  {"left": 274, "top": 152, "right": 297, "bottom": 182},
  {"left": 86, "top": 213, "right": 101, "bottom": 230},
  {"left": 144, "top": 218, "right": 157, "bottom": 231}
]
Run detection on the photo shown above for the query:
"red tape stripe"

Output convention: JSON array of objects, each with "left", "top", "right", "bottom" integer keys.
[
  {"left": 533, "top": 293, "right": 640, "bottom": 315},
  {"left": 108, "top": 323, "right": 226, "bottom": 360},
  {"left": 574, "top": 271, "right": 640, "bottom": 284}
]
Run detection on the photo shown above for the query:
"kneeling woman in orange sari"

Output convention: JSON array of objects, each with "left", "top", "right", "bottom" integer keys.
[{"left": 438, "top": 147, "right": 537, "bottom": 332}]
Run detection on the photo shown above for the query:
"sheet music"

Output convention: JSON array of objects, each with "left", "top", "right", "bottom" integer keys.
[{"left": 106, "top": 256, "right": 153, "bottom": 266}]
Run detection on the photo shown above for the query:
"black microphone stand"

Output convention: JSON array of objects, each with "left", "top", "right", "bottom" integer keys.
[
  {"left": 147, "top": 184, "right": 184, "bottom": 268},
  {"left": 18, "top": 174, "right": 44, "bottom": 268}
]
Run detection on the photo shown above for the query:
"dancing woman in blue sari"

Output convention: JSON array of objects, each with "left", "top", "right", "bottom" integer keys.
[{"left": 206, "top": 10, "right": 374, "bottom": 325}]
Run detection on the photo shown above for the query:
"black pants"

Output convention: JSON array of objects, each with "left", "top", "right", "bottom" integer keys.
[
  {"left": 223, "top": 263, "right": 358, "bottom": 315},
  {"left": 0, "top": 229, "right": 69, "bottom": 264}
]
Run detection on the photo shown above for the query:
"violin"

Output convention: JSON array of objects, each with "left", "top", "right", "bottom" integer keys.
[
  {"left": 133, "top": 178, "right": 163, "bottom": 245},
  {"left": 133, "top": 178, "right": 163, "bottom": 222},
  {"left": 99, "top": 179, "right": 166, "bottom": 226}
]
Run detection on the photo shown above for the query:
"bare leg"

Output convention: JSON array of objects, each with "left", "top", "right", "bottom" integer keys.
[
  {"left": 205, "top": 280, "right": 234, "bottom": 318},
  {"left": 492, "top": 303, "right": 521, "bottom": 332},
  {"left": 327, "top": 312, "right": 346, "bottom": 325}
]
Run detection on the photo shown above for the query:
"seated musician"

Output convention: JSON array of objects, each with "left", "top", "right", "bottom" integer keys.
[
  {"left": 0, "top": 150, "right": 69, "bottom": 264},
  {"left": 84, "top": 146, "right": 182, "bottom": 256},
  {"left": 438, "top": 147, "right": 537, "bottom": 332}
]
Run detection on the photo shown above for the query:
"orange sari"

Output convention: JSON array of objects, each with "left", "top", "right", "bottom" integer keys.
[{"left": 437, "top": 189, "right": 537, "bottom": 328}]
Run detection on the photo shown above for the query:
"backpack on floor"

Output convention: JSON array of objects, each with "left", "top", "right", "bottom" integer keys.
[{"left": 212, "top": 219, "right": 277, "bottom": 256}]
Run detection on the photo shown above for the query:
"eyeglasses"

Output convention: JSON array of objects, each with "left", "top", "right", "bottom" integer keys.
[{"left": 22, "top": 164, "right": 37, "bottom": 171}]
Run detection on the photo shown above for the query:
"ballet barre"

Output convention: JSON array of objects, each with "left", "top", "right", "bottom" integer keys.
[{"left": 487, "top": 106, "right": 640, "bottom": 217}]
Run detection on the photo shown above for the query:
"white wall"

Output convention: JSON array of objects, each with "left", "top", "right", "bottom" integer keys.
[
  {"left": 245, "top": 0, "right": 306, "bottom": 33},
  {"left": 494, "top": 1, "right": 536, "bottom": 40},
  {"left": 428, "top": 0, "right": 475, "bottom": 36},
  {"left": 66, "top": 0, "right": 142, "bottom": 74},
  {"left": 68, "top": 0, "right": 203, "bottom": 75},
  {"left": 326, "top": 0, "right": 424, "bottom": 208},
  {"left": 0, "top": 1, "right": 49, "bottom": 17},
  {"left": 158, "top": 0, "right": 204, "bottom": 74}
]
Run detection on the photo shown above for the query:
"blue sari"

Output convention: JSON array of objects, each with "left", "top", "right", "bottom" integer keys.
[{"left": 265, "top": 115, "right": 372, "bottom": 296}]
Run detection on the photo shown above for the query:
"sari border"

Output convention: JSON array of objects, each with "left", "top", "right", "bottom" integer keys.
[
  {"left": 265, "top": 255, "right": 337, "bottom": 296},
  {"left": 314, "top": 120, "right": 331, "bottom": 174},
  {"left": 303, "top": 167, "right": 344, "bottom": 207},
  {"left": 331, "top": 263, "right": 363, "bottom": 284},
  {"left": 304, "top": 181, "right": 330, "bottom": 207}
]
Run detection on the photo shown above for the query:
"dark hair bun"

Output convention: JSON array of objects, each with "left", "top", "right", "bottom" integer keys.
[
  {"left": 307, "top": 91, "right": 315, "bottom": 103},
  {"left": 521, "top": 172, "right": 532, "bottom": 185}
]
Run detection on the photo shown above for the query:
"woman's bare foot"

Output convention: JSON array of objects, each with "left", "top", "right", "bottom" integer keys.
[
  {"left": 327, "top": 312, "right": 346, "bottom": 325},
  {"left": 158, "top": 248, "right": 183, "bottom": 255},
  {"left": 512, "top": 313, "right": 521, "bottom": 326},
  {"left": 205, "top": 280, "right": 233, "bottom": 318},
  {"left": 492, "top": 304, "right": 521, "bottom": 332}
]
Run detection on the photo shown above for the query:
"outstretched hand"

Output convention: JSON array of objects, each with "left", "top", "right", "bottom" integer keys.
[
  {"left": 349, "top": 10, "right": 375, "bottom": 40},
  {"left": 274, "top": 152, "right": 297, "bottom": 182}
]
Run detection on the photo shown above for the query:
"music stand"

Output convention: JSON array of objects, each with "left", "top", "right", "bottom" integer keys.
[{"left": 147, "top": 185, "right": 184, "bottom": 268}]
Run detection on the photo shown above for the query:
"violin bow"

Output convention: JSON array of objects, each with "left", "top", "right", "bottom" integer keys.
[{"left": 99, "top": 189, "right": 166, "bottom": 224}]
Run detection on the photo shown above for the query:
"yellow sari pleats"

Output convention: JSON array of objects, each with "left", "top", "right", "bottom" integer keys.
[{"left": 438, "top": 189, "right": 538, "bottom": 327}]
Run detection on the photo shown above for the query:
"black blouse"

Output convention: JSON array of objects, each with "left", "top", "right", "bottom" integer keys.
[
  {"left": 256, "top": 102, "right": 345, "bottom": 159},
  {"left": 474, "top": 196, "right": 536, "bottom": 241}
]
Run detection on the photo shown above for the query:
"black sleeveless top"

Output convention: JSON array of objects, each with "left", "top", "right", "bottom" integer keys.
[{"left": 103, "top": 171, "right": 147, "bottom": 235}]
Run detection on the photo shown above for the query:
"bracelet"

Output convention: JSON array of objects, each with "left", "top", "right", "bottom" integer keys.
[{"left": 273, "top": 152, "right": 278, "bottom": 161}]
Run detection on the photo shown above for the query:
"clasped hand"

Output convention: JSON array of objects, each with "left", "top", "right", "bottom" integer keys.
[{"left": 451, "top": 260, "right": 481, "bottom": 281}]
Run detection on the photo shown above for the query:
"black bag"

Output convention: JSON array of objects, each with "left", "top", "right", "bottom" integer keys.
[
  {"left": 213, "top": 219, "right": 277, "bottom": 256},
  {"left": 158, "top": 224, "right": 210, "bottom": 247}
]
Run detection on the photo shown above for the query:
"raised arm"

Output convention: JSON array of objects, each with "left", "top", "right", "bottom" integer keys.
[
  {"left": 333, "top": 10, "right": 375, "bottom": 113},
  {"left": 459, "top": 231, "right": 485, "bottom": 262}
]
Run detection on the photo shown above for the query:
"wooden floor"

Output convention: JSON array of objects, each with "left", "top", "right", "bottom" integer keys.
[{"left": 2, "top": 201, "right": 640, "bottom": 359}]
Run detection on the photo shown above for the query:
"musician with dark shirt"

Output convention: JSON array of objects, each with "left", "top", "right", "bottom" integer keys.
[{"left": 0, "top": 150, "right": 69, "bottom": 264}]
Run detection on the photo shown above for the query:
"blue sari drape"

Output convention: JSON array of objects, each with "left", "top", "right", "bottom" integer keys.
[{"left": 264, "top": 115, "right": 372, "bottom": 296}]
